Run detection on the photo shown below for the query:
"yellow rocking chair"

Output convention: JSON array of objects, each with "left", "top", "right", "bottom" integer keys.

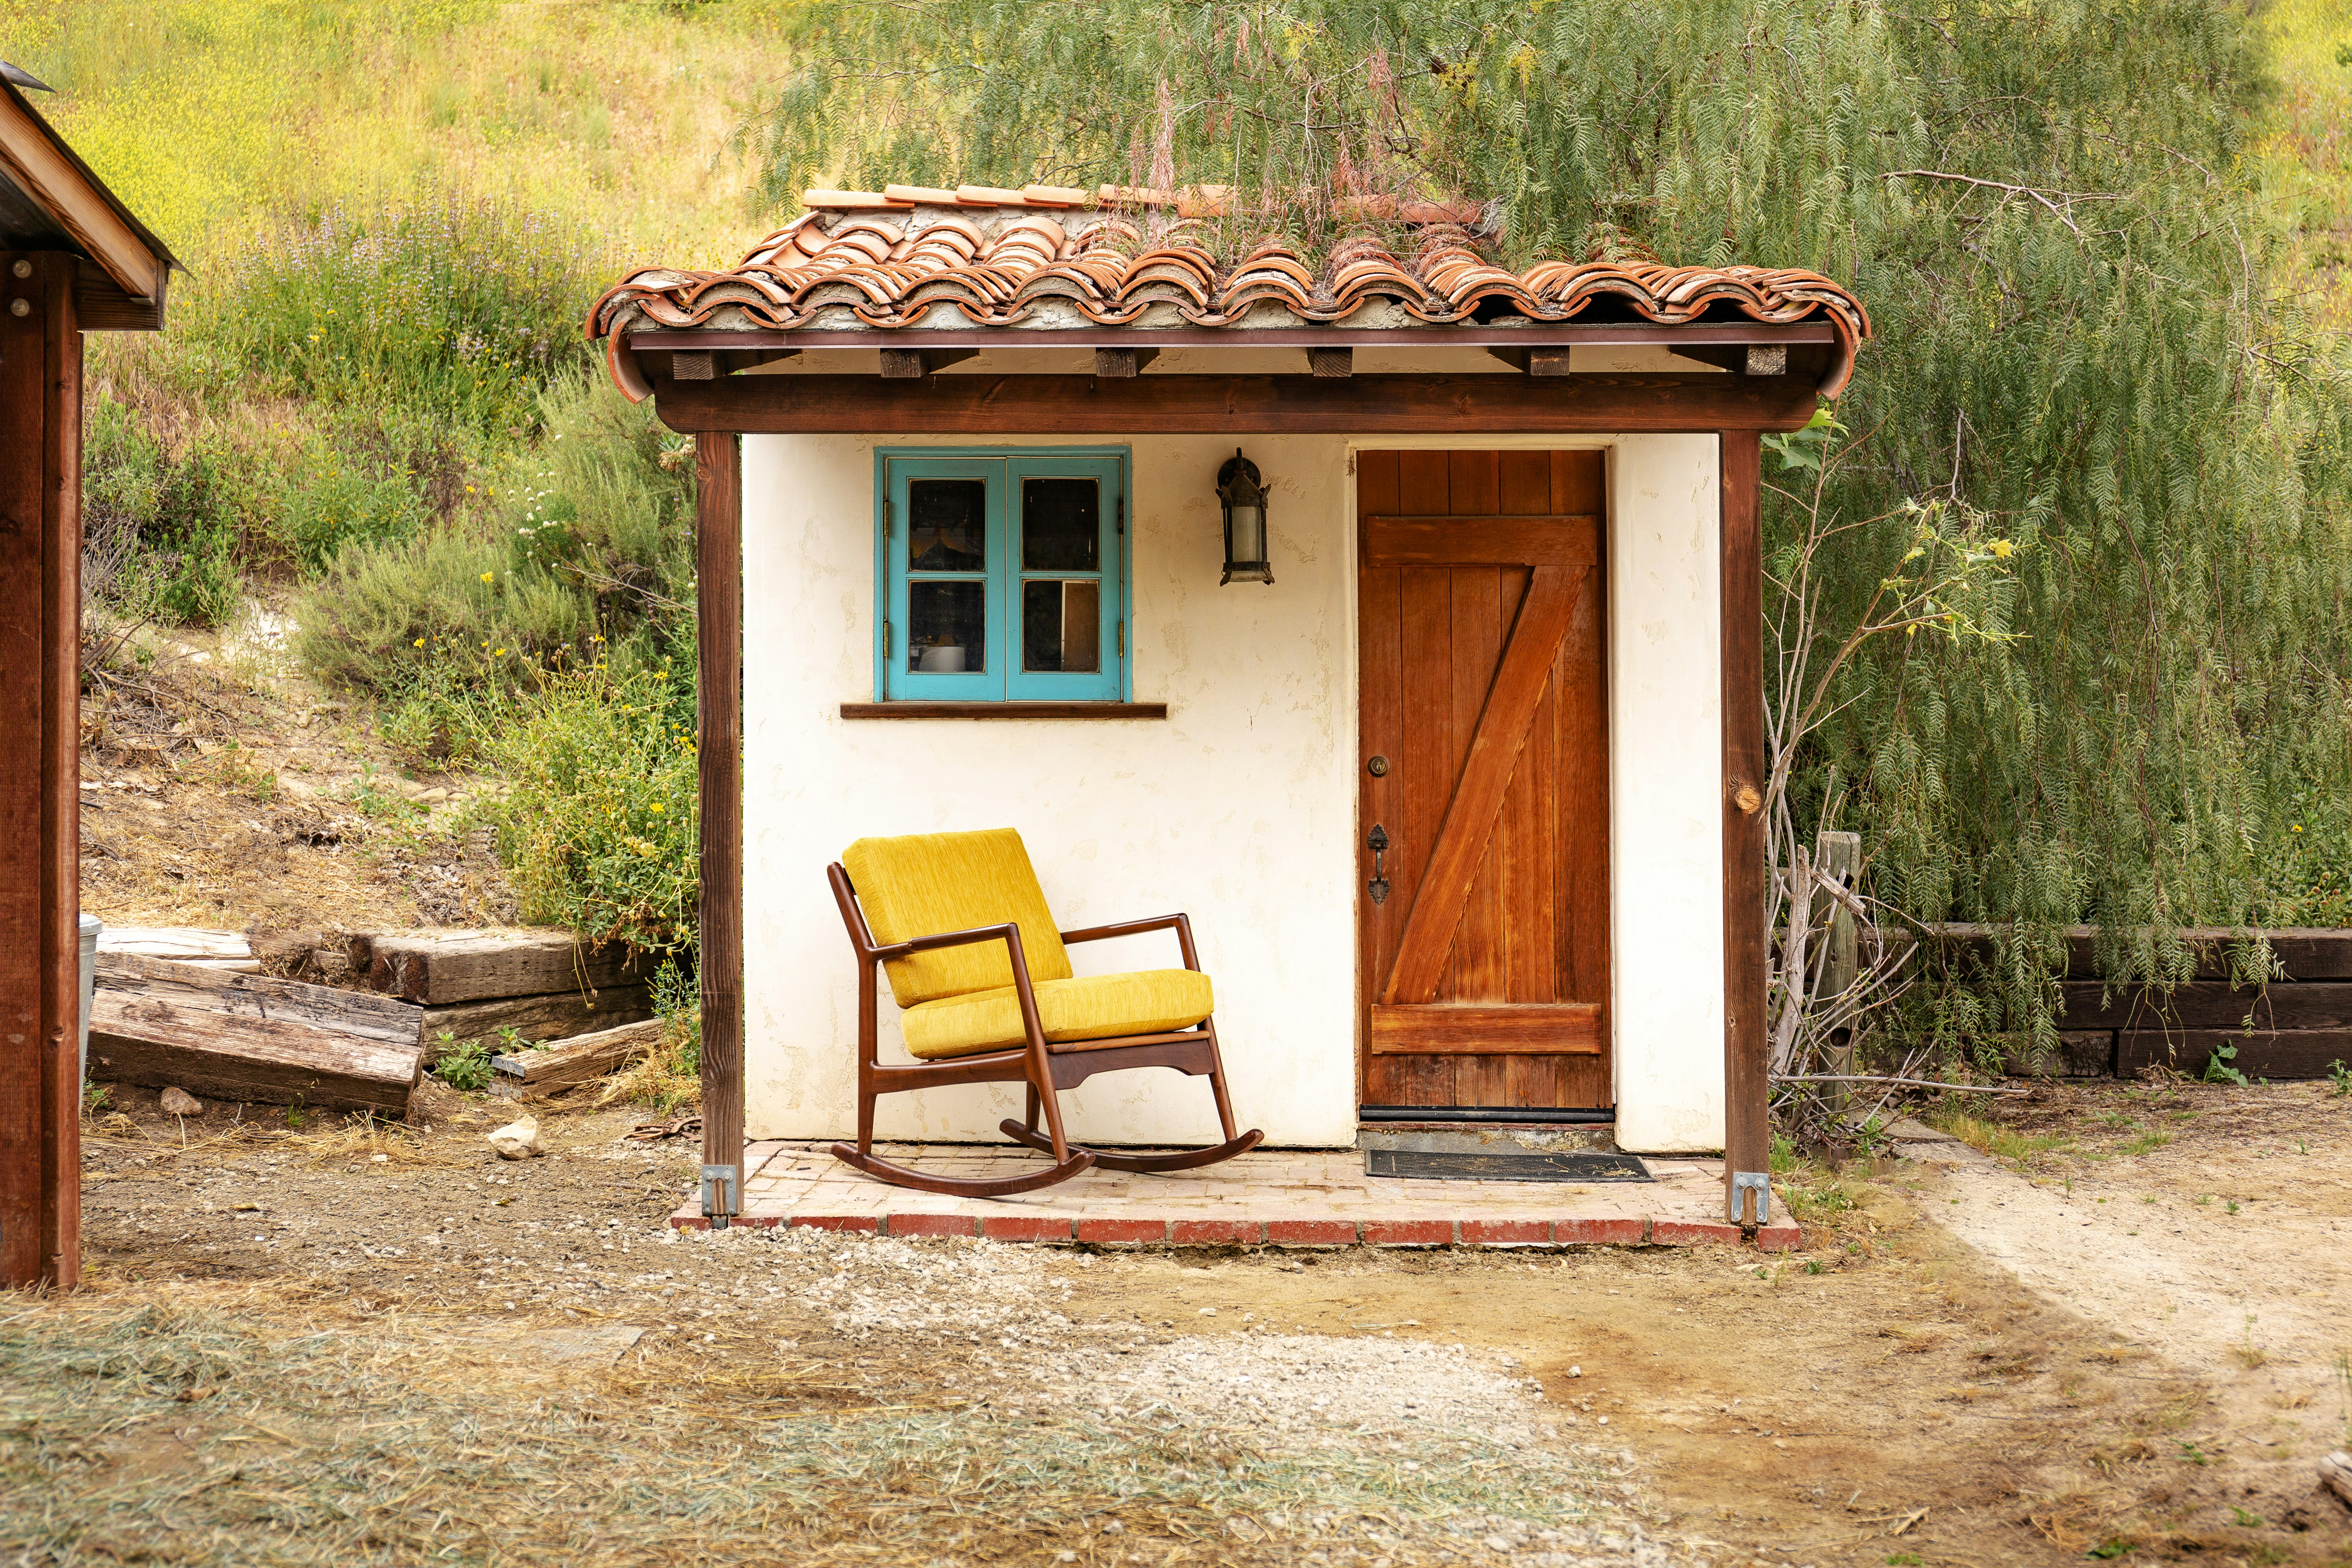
[{"left": 826, "top": 828, "right": 1263, "bottom": 1196}]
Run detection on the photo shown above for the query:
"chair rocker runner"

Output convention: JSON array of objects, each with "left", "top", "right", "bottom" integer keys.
[{"left": 828, "top": 828, "right": 1263, "bottom": 1196}]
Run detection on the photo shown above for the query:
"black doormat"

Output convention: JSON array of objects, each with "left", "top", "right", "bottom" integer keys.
[{"left": 1364, "top": 1149, "right": 1653, "bottom": 1183}]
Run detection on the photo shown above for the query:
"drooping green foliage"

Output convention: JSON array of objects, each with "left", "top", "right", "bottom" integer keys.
[{"left": 757, "top": 2, "right": 2352, "bottom": 1020}]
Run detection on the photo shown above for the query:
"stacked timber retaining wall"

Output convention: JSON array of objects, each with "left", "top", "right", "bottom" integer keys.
[{"left": 1936, "top": 925, "right": 2352, "bottom": 1081}]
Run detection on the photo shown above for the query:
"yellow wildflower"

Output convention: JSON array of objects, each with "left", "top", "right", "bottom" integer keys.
[
  {"left": 479, "top": 572, "right": 493, "bottom": 584},
  {"left": 412, "top": 637, "right": 425, "bottom": 648},
  {"left": 1989, "top": 539, "right": 2014, "bottom": 559},
  {"left": 649, "top": 803, "right": 664, "bottom": 814}
]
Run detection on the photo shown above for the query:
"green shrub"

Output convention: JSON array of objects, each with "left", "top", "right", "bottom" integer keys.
[
  {"left": 484, "top": 667, "right": 697, "bottom": 952},
  {"left": 652, "top": 956, "right": 702, "bottom": 1077},
  {"left": 292, "top": 372, "right": 693, "bottom": 696},
  {"left": 433, "top": 1033, "right": 494, "bottom": 1092},
  {"left": 84, "top": 398, "right": 244, "bottom": 626},
  {"left": 190, "top": 194, "right": 602, "bottom": 441},
  {"left": 278, "top": 454, "right": 430, "bottom": 572}
]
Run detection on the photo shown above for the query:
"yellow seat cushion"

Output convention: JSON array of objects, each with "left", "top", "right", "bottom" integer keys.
[
  {"left": 842, "top": 828, "right": 1074, "bottom": 1008},
  {"left": 900, "top": 968, "right": 1216, "bottom": 1060}
]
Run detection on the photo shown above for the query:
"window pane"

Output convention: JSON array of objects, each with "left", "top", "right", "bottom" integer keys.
[
  {"left": 1022, "top": 478, "right": 1099, "bottom": 572},
  {"left": 1023, "top": 579, "right": 1100, "bottom": 673},
  {"left": 909, "top": 579, "right": 985, "bottom": 673},
  {"left": 908, "top": 479, "right": 987, "bottom": 571}
]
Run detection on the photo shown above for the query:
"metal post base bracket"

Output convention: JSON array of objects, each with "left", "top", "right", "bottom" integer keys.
[
  {"left": 701, "top": 1164, "right": 740, "bottom": 1230},
  {"left": 1727, "top": 1171, "right": 1771, "bottom": 1227}
]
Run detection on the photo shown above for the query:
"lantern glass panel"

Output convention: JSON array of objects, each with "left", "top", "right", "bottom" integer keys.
[{"left": 1227, "top": 503, "right": 1266, "bottom": 565}]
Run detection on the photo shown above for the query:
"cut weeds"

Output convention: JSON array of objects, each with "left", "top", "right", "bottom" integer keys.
[{"left": 0, "top": 1298, "right": 1630, "bottom": 1567}]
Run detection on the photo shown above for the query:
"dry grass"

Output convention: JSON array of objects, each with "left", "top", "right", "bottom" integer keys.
[{"left": 0, "top": 1292, "right": 1634, "bottom": 1567}]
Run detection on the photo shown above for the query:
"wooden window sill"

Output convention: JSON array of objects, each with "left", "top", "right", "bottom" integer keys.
[{"left": 840, "top": 702, "right": 1168, "bottom": 720}]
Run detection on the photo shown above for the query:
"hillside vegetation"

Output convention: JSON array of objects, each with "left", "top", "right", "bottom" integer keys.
[
  {"left": 11, "top": 0, "right": 2352, "bottom": 1018},
  {"left": 4, "top": 0, "right": 792, "bottom": 953}
]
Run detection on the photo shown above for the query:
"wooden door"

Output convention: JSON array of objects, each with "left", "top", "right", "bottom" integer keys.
[{"left": 1356, "top": 450, "right": 1610, "bottom": 1110}]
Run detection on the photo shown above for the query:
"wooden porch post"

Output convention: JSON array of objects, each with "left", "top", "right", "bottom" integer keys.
[
  {"left": 695, "top": 432, "right": 744, "bottom": 1223},
  {"left": 0, "top": 253, "right": 84, "bottom": 1287},
  {"left": 1719, "top": 429, "right": 1771, "bottom": 1225}
]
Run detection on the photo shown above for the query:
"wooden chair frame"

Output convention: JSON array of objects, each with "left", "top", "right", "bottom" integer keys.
[{"left": 826, "top": 862, "right": 1265, "bottom": 1196}]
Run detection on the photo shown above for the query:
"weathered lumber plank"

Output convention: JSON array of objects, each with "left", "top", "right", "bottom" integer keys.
[
  {"left": 492, "top": 1018, "right": 666, "bottom": 1088},
  {"left": 98, "top": 927, "right": 253, "bottom": 961},
  {"left": 423, "top": 984, "right": 655, "bottom": 1058},
  {"left": 86, "top": 993, "right": 421, "bottom": 1115},
  {"left": 356, "top": 929, "right": 650, "bottom": 1005},
  {"left": 2057, "top": 980, "right": 2352, "bottom": 1031},
  {"left": 1931, "top": 924, "right": 2352, "bottom": 982},
  {"left": 2116, "top": 1029, "right": 2352, "bottom": 1081},
  {"left": 97, "top": 953, "right": 424, "bottom": 1047}
]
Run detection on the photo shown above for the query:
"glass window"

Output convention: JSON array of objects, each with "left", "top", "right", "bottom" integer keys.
[
  {"left": 908, "top": 479, "right": 987, "bottom": 570},
  {"left": 877, "top": 450, "right": 1127, "bottom": 702},
  {"left": 910, "top": 580, "right": 987, "bottom": 673},
  {"left": 1023, "top": 579, "right": 1100, "bottom": 673},
  {"left": 1021, "top": 478, "right": 1099, "bottom": 571}
]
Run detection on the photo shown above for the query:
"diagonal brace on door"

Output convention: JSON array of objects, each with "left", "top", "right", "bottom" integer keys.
[{"left": 1379, "top": 564, "right": 1589, "bottom": 1004}]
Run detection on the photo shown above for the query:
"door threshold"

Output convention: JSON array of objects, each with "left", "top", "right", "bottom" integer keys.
[
  {"left": 1355, "top": 1117, "right": 1618, "bottom": 1158},
  {"left": 1359, "top": 1105, "right": 1613, "bottom": 1125}
]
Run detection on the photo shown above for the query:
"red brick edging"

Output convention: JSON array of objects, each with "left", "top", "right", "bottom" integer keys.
[{"left": 670, "top": 1211, "right": 1803, "bottom": 1250}]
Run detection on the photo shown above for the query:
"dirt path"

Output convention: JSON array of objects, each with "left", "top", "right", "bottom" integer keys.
[{"left": 1904, "top": 1081, "right": 2352, "bottom": 1546}]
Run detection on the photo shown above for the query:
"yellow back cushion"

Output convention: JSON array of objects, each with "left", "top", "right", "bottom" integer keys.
[{"left": 841, "top": 828, "right": 1074, "bottom": 1007}]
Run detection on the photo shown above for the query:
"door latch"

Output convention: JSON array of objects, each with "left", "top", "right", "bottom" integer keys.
[{"left": 1366, "top": 824, "right": 1390, "bottom": 906}]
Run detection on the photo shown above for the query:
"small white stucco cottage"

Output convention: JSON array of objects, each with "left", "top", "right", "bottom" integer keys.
[{"left": 587, "top": 182, "right": 1869, "bottom": 1225}]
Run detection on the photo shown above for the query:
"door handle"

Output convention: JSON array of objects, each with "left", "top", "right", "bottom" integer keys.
[{"left": 1367, "top": 824, "right": 1390, "bottom": 906}]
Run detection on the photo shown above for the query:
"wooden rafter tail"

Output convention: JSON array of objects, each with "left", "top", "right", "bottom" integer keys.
[{"left": 1380, "top": 564, "right": 1589, "bottom": 1004}]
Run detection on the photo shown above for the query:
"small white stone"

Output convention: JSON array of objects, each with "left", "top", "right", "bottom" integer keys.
[
  {"left": 1568, "top": 1364, "right": 1582, "bottom": 1376},
  {"left": 370, "top": 1153, "right": 389, "bottom": 1164},
  {"left": 488, "top": 1115, "right": 543, "bottom": 1160}
]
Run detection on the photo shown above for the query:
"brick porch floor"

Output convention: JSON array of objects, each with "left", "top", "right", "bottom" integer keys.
[{"left": 670, "top": 1142, "right": 1803, "bottom": 1250}]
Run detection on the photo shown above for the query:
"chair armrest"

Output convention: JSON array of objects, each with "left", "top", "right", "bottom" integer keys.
[
  {"left": 873, "top": 921, "right": 1026, "bottom": 964},
  {"left": 874, "top": 920, "right": 1054, "bottom": 1054},
  {"left": 1058, "top": 913, "right": 1200, "bottom": 972}
]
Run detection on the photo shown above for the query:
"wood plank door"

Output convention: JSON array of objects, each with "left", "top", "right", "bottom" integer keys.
[{"left": 1356, "top": 450, "right": 1610, "bottom": 1110}]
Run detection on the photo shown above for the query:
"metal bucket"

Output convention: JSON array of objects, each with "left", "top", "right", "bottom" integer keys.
[{"left": 79, "top": 913, "right": 102, "bottom": 1087}]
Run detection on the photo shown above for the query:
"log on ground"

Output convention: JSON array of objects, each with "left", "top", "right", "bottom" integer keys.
[
  {"left": 97, "top": 953, "right": 423, "bottom": 1047},
  {"left": 87, "top": 992, "right": 422, "bottom": 1116},
  {"left": 423, "top": 984, "right": 656, "bottom": 1059},
  {"left": 354, "top": 928, "right": 651, "bottom": 1004},
  {"left": 492, "top": 1018, "right": 667, "bottom": 1089}
]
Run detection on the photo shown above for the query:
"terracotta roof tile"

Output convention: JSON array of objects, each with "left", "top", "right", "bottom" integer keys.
[{"left": 589, "top": 199, "right": 1871, "bottom": 397}]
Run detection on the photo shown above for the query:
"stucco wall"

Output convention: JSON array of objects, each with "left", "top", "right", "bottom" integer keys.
[{"left": 738, "top": 429, "right": 1726, "bottom": 1152}]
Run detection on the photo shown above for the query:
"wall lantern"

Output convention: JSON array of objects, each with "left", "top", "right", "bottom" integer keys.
[{"left": 1216, "top": 448, "right": 1274, "bottom": 585}]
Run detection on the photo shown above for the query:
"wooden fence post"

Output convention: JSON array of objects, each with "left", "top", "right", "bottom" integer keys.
[
  {"left": 696, "top": 432, "right": 744, "bottom": 1224},
  {"left": 1813, "top": 829, "right": 1862, "bottom": 1115},
  {"left": 0, "top": 252, "right": 82, "bottom": 1287}
]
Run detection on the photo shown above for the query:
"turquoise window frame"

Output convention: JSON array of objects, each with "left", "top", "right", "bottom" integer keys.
[{"left": 874, "top": 446, "right": 1131, "bottom": 703}]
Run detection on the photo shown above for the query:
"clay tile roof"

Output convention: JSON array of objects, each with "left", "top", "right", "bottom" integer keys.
[{"left": 589, "top": 188, "right": 1871, "bottom": 398}]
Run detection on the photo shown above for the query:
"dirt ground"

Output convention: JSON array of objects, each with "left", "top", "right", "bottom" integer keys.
[
  {"left": 77, "top": 603, "right": 510, "bottom": 938},
  {"left": 7, "top": 1078, "right": 2345, "bottom": 1566}
]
